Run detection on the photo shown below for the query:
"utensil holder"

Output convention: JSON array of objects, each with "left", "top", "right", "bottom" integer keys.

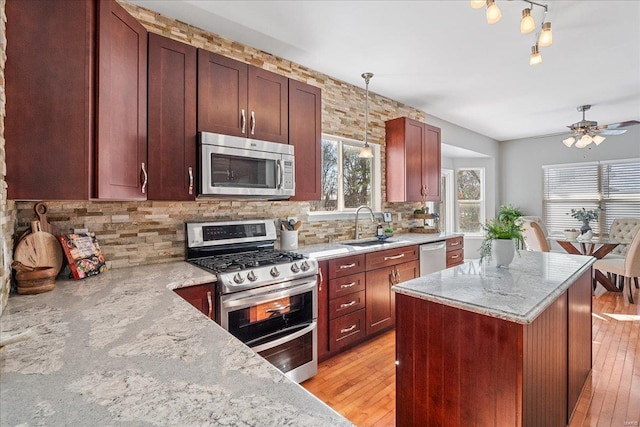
[{"left": 280, "top": 230, "right": 299, "bottom": 250}]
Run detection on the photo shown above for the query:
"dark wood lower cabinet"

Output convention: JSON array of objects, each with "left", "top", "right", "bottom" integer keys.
[
  {"left": 173, "top": 283, "right": 215, "bottom": 320},
  {"left": 396, "top": 268, "right": 592, "bottom": 426}
]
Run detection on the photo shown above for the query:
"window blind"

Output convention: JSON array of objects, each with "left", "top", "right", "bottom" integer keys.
[{"left": 542, "top": 159, "right": 640, "bottom": 235}]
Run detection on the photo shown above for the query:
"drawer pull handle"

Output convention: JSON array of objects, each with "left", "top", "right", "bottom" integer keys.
[
  {"left": 339, "top": 263, "right": 356, "bottom": 270},
  {"left": 340, "top": 300, "right": 357, "bottom": 309},
  {"left": 384, "top": 253, "right": 405, "bottom": 261},
  {"left": 340, "top": 324, "right": 357, "bottom": 334},
  {"left": 340, "top": 282, "right": 356, "bottom": 289},
  {"left": 206, "top": 291, "right": 213, "bottom": 319},
  {"left": 451, "top": 254, "right": 460, "bottom": 259},
  {"left": 450, "top": 241, "right": 460, "bottom": 246}
]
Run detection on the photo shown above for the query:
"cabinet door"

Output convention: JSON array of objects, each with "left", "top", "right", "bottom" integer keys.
[
  {"left": 289, "top": 80, "right": 321, "bottom": 201},
  {"left": 6, "top": 0, "right": 94, "bottom": 200},
  {"left": 96, "top": 0, "right": 147, "bottom": 200},
  {"left": 248, "top": 67, "right": 289, "bottom": 144},
  {"left": 197, "top": 50, "right": 248, "bottom": 136},
  {"left": 406, "top": 119, "right": 426, "bottom": 202},
  {"left": 147, "top": 33, "right": 197, "bottom": 201},
  {"left": 366, "top": 260, "right": 418, "bottom": 336},
  {"left": 174, "top": 283, "right": 215, "bottom": 319},
  {"left": 317, "top": 261, "right": 330, "bottom": 360},
  {"left": 366, "top": 266, "right": 395, "bottom": 335},
  {"left": 422, "top": 124, "right": 441, "bottom": 201}
]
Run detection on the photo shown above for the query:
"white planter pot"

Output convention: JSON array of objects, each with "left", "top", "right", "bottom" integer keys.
[{"left": 492, "top": 239, "right": 515, "bottom": 268}]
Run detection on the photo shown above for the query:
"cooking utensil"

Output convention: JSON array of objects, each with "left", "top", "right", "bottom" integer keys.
[
  {"left": 288, "top": 219, "right": 296, "bottom": 230},
  {"left": 13, "top": 221, "right": 63, "bottom": 275},
  {"left": 293, "top": 220, "right": 302, "bottom": 231},
  {"left": 34, "top": 202, "right": 52, "bottom": 233}
]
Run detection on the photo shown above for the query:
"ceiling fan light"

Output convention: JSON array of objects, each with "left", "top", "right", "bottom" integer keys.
[
  {"left": 520, "top": 8, "right": 535, "bottom": 34},
  {"left": 538, "top": 22, "right": 553, "bottom": 47},
  {"left": 562, "top": 136, "right": 576, "bottom": 147},
  {"left": 486, "top": 0, "right": 502, "bottom": 24},
  {"left": 529, "top": 45, "right": 542, "bottom": 66},
  {"left": 576, "top": 134, "right": 593, "bottom": 148},
  {"left": 470, "top": 0, "right": 485, "bottom": 9},
  {"left": 593, "top": 134, "right": 606, "bottom": 145}
]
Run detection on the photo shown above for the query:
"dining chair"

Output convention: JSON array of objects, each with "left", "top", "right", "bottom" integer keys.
[
  {"left": 522, "top": 218, "right": 550, "bottom": 252},
  {"left": 593, "top": 229, "right": 640, "bottom": 304},
  {"left": 606, "top": 218, "right": 640, "bottom": 289}
]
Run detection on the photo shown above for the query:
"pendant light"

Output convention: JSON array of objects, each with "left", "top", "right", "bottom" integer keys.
[
  {"left": 486, "top": 0, "right": 502, "bottom": 24},
  {"left": 520, "top": 8, "right": 535, "bottom": 34},
  {"left": 529, "top": 44, "right": 542, "bottom": 65},
  {"left": 538, "top": 22, "right": 553, "bottom": 47},
  {"left": 470, "top": 0, "right": 485, "bottom": 8},
  {"left": 358, "top": 72, "right": 374, "bottom": 159}
]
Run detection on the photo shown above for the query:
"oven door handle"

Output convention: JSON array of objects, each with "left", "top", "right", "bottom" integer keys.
[
  {"left": 250, "top": 321, "right": 316, "bottom": 353},
  {"left": 221, "top": 279, "right": 317, "bottom": 311}
]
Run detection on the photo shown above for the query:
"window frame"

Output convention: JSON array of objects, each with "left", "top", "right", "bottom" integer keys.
[
  {"left": 456, "top": 167, "right": 485, "bottom": 236},
  {"left": 309, "top": 134, "right": 381, "bottom": 216}
]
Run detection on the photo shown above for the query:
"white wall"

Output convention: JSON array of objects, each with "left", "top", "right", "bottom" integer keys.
[{"left": 499, "top": 126, "right": 640, "bottom": 217}]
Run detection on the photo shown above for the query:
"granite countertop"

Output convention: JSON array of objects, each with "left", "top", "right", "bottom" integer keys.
[
  {"left": 299, "top": 232, "right": 462, "bottom": 260},
  {"left": 392, "top": 250, "right": 595, "bottom": 324},
  {"left": 0, "top": 262, "right": 352, "bottom": 426}
]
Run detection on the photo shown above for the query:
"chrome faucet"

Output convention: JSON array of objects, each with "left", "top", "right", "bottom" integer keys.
[{"left": 354, "top": 205, "right": 375, "bottom": 239}]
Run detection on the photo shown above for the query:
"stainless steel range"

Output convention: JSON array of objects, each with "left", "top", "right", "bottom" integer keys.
[{"left": 185, "top": 219, "right": 318, "bottom": 383}]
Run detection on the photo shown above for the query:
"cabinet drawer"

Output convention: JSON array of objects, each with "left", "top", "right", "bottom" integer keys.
[
  {"left": 328, "top": 254, "right": 365, "bottom": 279},
  {"left": 330, "top": 290, "right": 365, "bottom": 320},
  {"left": 329, "top": 272, "right": 365, "bottom": 299},
  {"left": 365, "top": 245, "right": 418, "bottom": 270},
  {"left": 330, "top": 309, "right": 366, "bottom": 352},
  {"left": 446, "top": 236, "right": 464, "bottom": 252},
  {"left": 446, "top": 248, "right": 464, "bottom": 268}
]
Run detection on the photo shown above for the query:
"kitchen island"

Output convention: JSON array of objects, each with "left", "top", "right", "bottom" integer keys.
[
  {"left": 392, "top": 251, "right": 595, "bottom": 427},
  {"left": 0, "top": 262, "right": 351, "bottom": 426}
]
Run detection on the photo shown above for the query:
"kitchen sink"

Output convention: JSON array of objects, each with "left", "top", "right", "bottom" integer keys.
[{"left": 340, "top": 239, "right": 412, "bottom": 248}]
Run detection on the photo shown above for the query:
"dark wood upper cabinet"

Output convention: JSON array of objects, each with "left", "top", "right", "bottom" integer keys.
[
  {"left": 248, "top": 67, "right": 288, "bottom": 144},
  {"left": 96, "top": 0, "right": 148, "bottom": 200},
  {"left": 386, "top": 117, "right": 441, "bottom": 202},
  {"left": 197, "top": 50, "right": 288, "bottom": 144},
  {"left": 147, "top": 33, "right": 197, "bottom": 201},
  {"left": 289, "top": 80, "right": 322, "bottom": 201},
  {"left": 6, "top": 0, "right": 95, "bottom": 200}
]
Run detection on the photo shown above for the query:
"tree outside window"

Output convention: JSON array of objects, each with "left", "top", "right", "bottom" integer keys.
[
  {"left": 311, "top": 136, "right": 377, "bottom": 212},
  {"left": 457, "top": 168, "right": 484, "bottom": 233}
]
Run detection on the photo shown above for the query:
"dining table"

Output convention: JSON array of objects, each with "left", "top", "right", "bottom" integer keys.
[{"left": 548, "top": 235, "right": 627, "bottom": 292}]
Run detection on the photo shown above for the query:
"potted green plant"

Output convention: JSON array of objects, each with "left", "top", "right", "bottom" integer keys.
[
  {"left": 383, "top": 227, "right": 394, "bottom": 237},
  {"left": 568, "top": 208, "right": 599, "bottom": 235},
  {"left": 479, "top": 205, "right": 525, "bottom": 267}
]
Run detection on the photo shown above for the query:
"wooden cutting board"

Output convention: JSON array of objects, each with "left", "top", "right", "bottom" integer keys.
[{"left": 14, "top": 223, "right": 63, "bottom": 274}]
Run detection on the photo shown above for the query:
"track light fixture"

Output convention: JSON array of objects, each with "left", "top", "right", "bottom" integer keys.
[{"left": 472, "top": 0, "right": 553, "bottom": 65}]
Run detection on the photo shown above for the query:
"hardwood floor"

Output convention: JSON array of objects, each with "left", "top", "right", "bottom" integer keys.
[{"left": 302, "top": 286, "right": 640, "bottom": 426}]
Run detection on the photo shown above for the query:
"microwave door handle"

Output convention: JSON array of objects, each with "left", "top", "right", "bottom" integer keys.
[{"left": 276, "top": 159, "right": 283, "bottom": 189}]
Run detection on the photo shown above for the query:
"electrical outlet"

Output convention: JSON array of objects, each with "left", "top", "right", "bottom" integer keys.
[
  {"left": 397, "top": 213, "right": 402, "bottom": 221},
  {"left": 74, "top": 228, "right": 89, "bottom": 234}
]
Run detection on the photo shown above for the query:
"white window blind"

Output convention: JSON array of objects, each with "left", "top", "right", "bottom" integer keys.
[{"left": 542, "top": 159, "right": 640, "bottom": 235}]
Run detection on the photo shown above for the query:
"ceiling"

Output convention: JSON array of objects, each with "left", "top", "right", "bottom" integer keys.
[{"left": 130, "top": 0, "right": 640, "bottom": 142}]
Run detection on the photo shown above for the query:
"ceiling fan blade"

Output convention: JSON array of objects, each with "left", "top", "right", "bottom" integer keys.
[
  {"left": 597, "top": 129, "right": 628, "bottom": 136},
  {"left": 596, "top": 120, "right": 640, "bottom": 130}
]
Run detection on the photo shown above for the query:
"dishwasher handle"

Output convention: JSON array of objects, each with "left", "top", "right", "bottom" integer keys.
[{"left": 420, "top": 242, "right": 446, "bottom": 252}]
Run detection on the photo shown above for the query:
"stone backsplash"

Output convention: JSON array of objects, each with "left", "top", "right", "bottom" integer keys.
[{"left": 9, "top": 0, "right": 428, "bottom": 273}]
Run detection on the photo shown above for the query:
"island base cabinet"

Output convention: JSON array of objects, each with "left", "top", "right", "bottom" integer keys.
[{"left": 396, "top": 268, "right": 592, "bottom": 427}]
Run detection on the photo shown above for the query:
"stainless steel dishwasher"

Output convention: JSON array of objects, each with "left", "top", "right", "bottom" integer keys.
[{"left": 419, "top": 241, "right": 447, "bottom": 276}]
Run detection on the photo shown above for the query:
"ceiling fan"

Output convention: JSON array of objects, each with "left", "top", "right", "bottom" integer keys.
[{"left": 562, "top": 105, "right": 640, "bottom": 148}]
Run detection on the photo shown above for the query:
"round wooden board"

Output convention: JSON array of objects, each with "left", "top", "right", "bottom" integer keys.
[{"left": 13, "top": 231, "right": 63, "bottom": 274}]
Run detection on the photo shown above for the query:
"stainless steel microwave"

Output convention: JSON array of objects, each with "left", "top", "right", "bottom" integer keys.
[{"left": 198, "top": 132, "right": 295, "bottom": 199}]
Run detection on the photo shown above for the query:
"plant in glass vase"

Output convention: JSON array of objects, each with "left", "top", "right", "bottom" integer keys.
[{"left": 568, "top": 208, "right": 599, "bottom": 235}]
